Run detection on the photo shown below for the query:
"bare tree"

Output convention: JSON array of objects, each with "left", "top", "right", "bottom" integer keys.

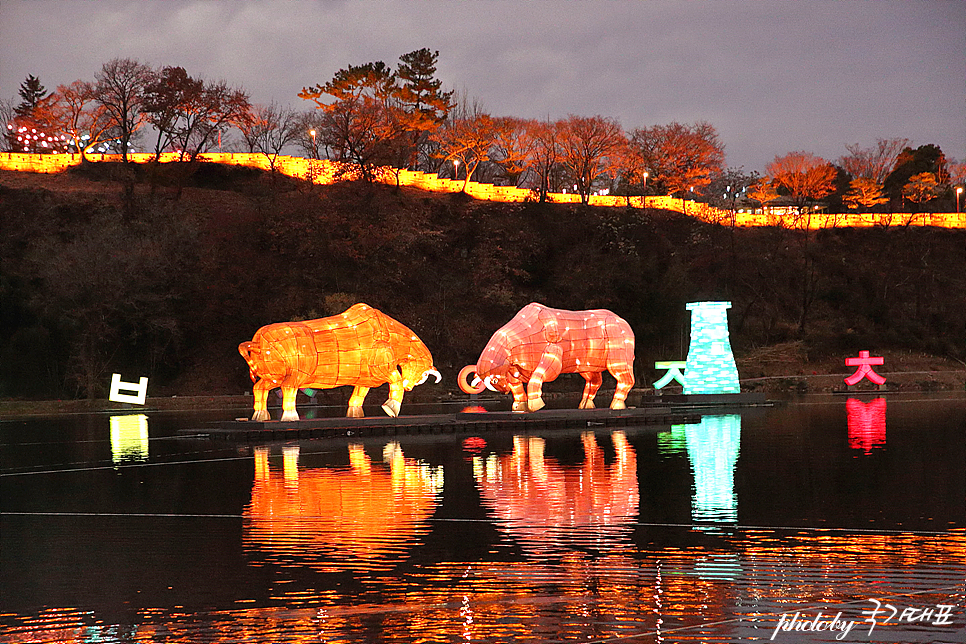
[
  {"left": 630, "top": 121, "right": 725, "bottom": 199},
  {"left": 142, "top": 66, "right": 251, "bottom": 163},
  {"left": 237, "top": 102, "right": 303, "bottom": 171},
  {"left": 766, "top": 151, "right": 837, "bottom": 218},
  {"left": 0, "top": 97, "right": 16, "bottom": 151},
  {"left": 142, "top": 66, "right": 200, "bottom": 160},
  {"left": 556, "top": 114, "right": 626, "bottom": 205},
  {"left": 525, "top": 118, "right": 560, "bottom": 202},
  {"left": 489, "top": 116, "right": 535, "bottom": 187},
  {"left": 707, "top": 167, "right": 759, "bottom": 222},
  {"left": 948, "top": 159, "right": 966, "bottom": 186},
  {"left": 95, "top": 58, "right": 153, "bottom": 162},
  {"left": 58, "top": 80, "right": 116, "bottom": 160},
  {"left": 292, "top": 110, "right": 327, "bottom": 159},
  {"left": 430, "top": 111, "right": 497, "bottom": 189},
  {"left": 176, "top": 80, "right": 250, "bottom": 160},
  {"left": 839, "top": 138, "right": 909, "bottom": 183}
]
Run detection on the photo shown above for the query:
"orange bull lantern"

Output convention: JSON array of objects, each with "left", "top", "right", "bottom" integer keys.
[
  {"left": 239, "top": 303, "right": 440, "bottom": 421},
  {"left": 459, "top": 303, "right": 635, "bottom": 412}
]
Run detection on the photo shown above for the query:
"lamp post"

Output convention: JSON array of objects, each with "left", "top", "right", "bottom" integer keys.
[
  {"left": 309, "top": 130, "right": 317, "bottom": 159},
  {"left": 642, "top": 171, "right": 648, "bottom": 208},
  {"left": 453, "top": 159, "right": 459, "bottom": 180},
  {"left": 957, "top": 186, "right": 963, "bottom": 213}
]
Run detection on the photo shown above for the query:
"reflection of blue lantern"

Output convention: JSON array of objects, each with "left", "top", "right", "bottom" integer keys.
[
  {"left": 684, "top": 301, "right": 740, "bottom": 395},
  {"left": 685, "top": 414, "right": 741, "bottom": 526}
]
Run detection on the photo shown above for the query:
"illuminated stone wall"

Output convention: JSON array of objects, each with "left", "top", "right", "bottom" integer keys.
[{"left": 2, "top": 152, "right": 964, "bottom": 229}]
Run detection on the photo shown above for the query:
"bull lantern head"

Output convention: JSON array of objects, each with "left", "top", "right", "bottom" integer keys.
[{"left": 399, "top": 338, "right": 441, "bottom": 391}]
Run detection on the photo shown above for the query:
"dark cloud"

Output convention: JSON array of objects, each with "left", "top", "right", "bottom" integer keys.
[{"left": 1, "top": 0, "right": 963, "bottom": 171}]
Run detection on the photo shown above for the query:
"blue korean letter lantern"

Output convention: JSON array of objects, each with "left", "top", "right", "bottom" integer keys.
[{"left": 683, "top": 301, "right": 740, "bottom": 395}]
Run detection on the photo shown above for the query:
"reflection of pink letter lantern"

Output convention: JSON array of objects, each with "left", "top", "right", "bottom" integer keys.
[
  {"left": 846, "top": 397, "right": 887, "bottom": 453},
  {"left": 458, "top": 303, "right": 635, "bottom": 412},
  {"left": 844, "top": 350, "right": 886, "bottom": 387},
  {"left": 239, "top": 304, "right": 440, "bottom": 421}
]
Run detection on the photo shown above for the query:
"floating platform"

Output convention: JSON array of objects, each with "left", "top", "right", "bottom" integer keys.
[
  {"left": 653, "top": 392, "right": 768, "bottom": 405},
  {"left": 186, "top": 394, "right": 771, "bottom": 442},
  {"left": 830, "top": 385, "right": 893, "bottom": 395}
]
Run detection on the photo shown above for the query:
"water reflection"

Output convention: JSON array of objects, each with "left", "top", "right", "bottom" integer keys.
[
  {"left": 3, "top": 396, "right": 963, "bottom": 643},
  {"left": 660, "top": 414, "right": 741, "bottom": 529},
  {"left": 4, "top": 529, "right": 963, "bottom": 643},
  {"left": 310, "top": 530, "right": 965, "bottom": 644},
  {"left": 109, "top": 413, "right": 149, "bottom": 463},
  {"left": 846, "top": 397, "right": 887, "bottom": 454},
  {"left": 473, "top": 431, "right": 639, "bottom": 558},
  {"left": 243, "top": 442, "right": 444, "bottom": 572}
]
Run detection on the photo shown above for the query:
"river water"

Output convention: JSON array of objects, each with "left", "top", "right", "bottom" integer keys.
[{"left": 1, "top": 393, "right": 963, "bottom": 643}]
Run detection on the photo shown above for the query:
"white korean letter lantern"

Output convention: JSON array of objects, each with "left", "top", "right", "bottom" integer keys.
[{"left": 109, "top": 373, "right": 149, "bottom": 405}]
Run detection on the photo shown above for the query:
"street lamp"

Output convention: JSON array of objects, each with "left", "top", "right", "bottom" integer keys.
[
  {"left": 957, "top": 186, "right": 963, "bottom": 213},
  {"left": 309, "top": 130, "right": 317, "bottom": 159},
  {"left": 453, "top": 159, "right": 459, "bottom": 180}
]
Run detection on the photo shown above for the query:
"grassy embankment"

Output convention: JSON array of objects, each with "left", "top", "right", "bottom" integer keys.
[{"left": 1, "top": 161, "right": 963, "bottom": 412}]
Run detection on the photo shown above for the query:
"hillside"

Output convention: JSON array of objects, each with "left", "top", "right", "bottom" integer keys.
[{"left": 1, "top": 162, "right": 964, "bottom": 400}]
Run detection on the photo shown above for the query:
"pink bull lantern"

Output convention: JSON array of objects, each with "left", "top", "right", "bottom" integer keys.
[{"left": 458, "top": 303, "right": 635, "bottom": 412}]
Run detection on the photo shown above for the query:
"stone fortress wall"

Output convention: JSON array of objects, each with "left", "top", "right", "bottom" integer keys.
[{"left": 3, "top": 151, "right": 964, "bottom": 229}]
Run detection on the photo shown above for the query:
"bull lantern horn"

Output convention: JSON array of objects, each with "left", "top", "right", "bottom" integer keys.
[{"left": 458, "top": 365, "right": 486, "bottom": 394}]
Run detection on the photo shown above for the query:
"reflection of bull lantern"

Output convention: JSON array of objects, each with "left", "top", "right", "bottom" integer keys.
[
  {"left": 245, "top": 443, "right": 443, "bottom": 573},
  {"left": 683, "top": 302, "right": 740, "bottom": 395}
]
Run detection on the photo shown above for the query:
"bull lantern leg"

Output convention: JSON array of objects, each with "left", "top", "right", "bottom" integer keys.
[
  {"left": 606, "top": 320, "right": 635, "bottom": 410},
  {"left": 280, "top": 382, "right": 300, "bottom": 422},
  {"left": 579, "top": 372, "right": 603, "bottom": 409},
  {"left": 382, "top": 371, "right": 404, "bottom": 418},
  {"left": 507, "top": 379, "right": 528, "bottom": 413},
  {"left": 252, "top": 379, "right": 273, "bottom": 422},
  {"left": 608, "top": 362, "right": 635, "bottom": 410},
  {"left": 347, "top": 386, "right": 370, "bottom": 418},
  {"left": 526, "top": 343, "right": 564, "bottom": 412}
]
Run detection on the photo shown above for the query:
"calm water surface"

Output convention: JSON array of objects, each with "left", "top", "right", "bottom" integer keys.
[{"left": 1, "top": 393, "right": 963, "bottom": 643}]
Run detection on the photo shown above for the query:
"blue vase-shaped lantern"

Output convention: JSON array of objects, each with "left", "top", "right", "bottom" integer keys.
[{"left": 683, "top": 301, "right": 740, "bottom": 395}]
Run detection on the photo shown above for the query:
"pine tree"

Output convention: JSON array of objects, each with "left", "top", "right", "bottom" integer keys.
[
  {"left": 396, "top": 49, "right": 453, "bottom": 170},
  {"left": 15, "top": 75, "right": 47, "bottom": 118}
]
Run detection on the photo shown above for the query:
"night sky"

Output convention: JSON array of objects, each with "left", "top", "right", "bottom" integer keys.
[{"left": 1, "top": 0, "right": 963, "bottom": 173}]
